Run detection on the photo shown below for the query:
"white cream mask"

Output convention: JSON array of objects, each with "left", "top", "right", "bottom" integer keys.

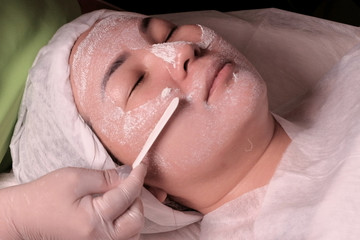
[
  {"left": 100, "top": 93, "right": 177, "bottom": 146},
  {"left": 71, "top": 15, "right": 266, "bottom": 173},
  {"left": 197, "top": 24, "right": 216, "bottom": 49}
]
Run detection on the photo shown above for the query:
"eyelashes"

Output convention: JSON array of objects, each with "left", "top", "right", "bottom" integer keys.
[
  {"left": 129, "top": 74, "right": 144, "bottom": 97},
  {"left": 164, "top": 26, "right": 177, "bottom": 42}
]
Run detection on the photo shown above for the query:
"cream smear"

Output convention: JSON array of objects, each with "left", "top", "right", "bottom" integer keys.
[
  {"left": 161, "top": 87, "right": 172, "bottom": 99},
  {"left": 197, "top": 24, "right": 216, "bottom": 49},
  {"left": 100, "top": 91, "right": 176, "bottom": 146},
  {"left": 187, "top": 25, "right": 216, "bottom": 103},
  {"left": 151, "top": 42, "right": 178, "bottom": 68}
]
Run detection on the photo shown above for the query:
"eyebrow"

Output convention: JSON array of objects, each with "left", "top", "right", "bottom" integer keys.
[
  {"left": 102, "top": 53, "right": 129, "bottom": 93},
  {"left": 140, "top": 17, "right": 152, "bottom": 35}
]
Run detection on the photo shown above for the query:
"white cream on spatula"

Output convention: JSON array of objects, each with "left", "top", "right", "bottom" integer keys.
[{"left": 132, "top": 97, "right": 179, "bottom": 168}]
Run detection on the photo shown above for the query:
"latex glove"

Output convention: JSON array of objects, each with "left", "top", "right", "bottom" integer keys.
[{"left": 0, "top": 163, "right": 147, "bottom": 240}]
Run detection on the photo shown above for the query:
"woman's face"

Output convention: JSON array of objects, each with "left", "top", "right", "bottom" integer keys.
[{"left": 70, "top": 13, "right": 270, "bottom": 205}]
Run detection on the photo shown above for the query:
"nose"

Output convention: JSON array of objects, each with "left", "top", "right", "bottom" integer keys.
[
  {"left": 151, "top": 42, "right": 200, "bottom": 83},
  {"left": 171, "top": 43, "right": 200, "bottom": 82}
]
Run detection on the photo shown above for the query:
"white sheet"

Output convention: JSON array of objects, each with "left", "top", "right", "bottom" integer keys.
[
  {"left": 0, "top": 171, "right": 17, "bottom": 189},
  {"left": 254, "top": 42, "right": 360, "bottom": 240},
  {"left": 184, "top": 39, "right": 360, "bottom": 240}
]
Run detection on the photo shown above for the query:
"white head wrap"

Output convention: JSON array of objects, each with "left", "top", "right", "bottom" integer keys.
[
  {"left": 10, "top": 9, "right": 201, "bottom": 233},
  {"left": 10, "top": 9, "right": 126, "bottom": 182}
]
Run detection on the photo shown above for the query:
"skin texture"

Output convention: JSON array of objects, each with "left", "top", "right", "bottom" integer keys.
[{"left": 69, "top": 14, "right": 291, "bottom": 214}]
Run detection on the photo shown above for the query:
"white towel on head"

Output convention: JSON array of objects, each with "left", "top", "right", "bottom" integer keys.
[
  {"left": 10, "top": 9, "right": 127, "bottom": 183},
  {"left": 10, "top": 9, "right": 202, "bottom": 234}
]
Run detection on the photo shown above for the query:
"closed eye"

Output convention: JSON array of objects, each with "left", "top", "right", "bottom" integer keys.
[
  {"left": 164, "top": 26, "right": 177, "bottom": 42},
  {"left": 129, "top": 75, "right": 144, "bottom": 97}
]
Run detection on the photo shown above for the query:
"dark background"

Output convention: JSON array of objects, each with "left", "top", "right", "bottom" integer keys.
[{"left": 102, "top": 0, "right": 360, "bottom": 26}]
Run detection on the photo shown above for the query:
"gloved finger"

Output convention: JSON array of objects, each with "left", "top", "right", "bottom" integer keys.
[
  {"left": 112, "top": 198, "right": 144, "bottom": 240},
  {"left": 93, "top": 163, "right": 147, "bottom": 222},
  {"left": 64, "top": 167, "right": 122, "bottom": 198}
]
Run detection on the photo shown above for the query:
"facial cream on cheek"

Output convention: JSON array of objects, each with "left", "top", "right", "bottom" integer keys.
[
  {"left": 98, "top": 87, "right": 180, "bottom": 152},
  {"left": 161, "top": 87, "right": 172, "bottom": 99},
  {"left": 197, "top": 24, "right": 216, "bottom": 49}
]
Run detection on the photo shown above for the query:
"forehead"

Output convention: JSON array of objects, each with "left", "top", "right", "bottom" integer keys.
[
  {"left": 71, "top": 14, "right": 148, "bottom": 71},
  {"left": 74, "top": 14, "right": 146, "bottom": 56},
  {"left": 70, "top": 14, "right": 147, "bottom": 106}
]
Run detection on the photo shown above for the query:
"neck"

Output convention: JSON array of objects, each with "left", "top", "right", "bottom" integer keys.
[{"left": 199, "top": 119, "right": 291, "bottom": 214}]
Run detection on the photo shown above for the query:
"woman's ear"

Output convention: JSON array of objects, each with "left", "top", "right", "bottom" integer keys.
[{"left": 146, "top": 186, "right": 168, "bottom": 202}]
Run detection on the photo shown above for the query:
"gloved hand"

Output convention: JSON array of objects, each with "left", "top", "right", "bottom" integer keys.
[{"left": 0, "top": 163, "right": 147, "bottom": 240}]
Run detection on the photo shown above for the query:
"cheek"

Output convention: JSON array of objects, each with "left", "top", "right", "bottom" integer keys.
[
  {"left": 147, "top": 107, "right": 224, "bottom": 176},
  {"left": 145, "top": 72, "right": 268, "bottom": 181},
  {"left": 93, "top": 95, "right": 181, "bottom": 165}
]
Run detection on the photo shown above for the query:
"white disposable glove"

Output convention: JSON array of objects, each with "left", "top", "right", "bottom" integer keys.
[{"left": 0, "top": 163, "right": 147, "bottom": 240}]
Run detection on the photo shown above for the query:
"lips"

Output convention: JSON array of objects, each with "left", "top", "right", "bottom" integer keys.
[{"left": 208, "top": 62, "right": 234, "bottom": 99}]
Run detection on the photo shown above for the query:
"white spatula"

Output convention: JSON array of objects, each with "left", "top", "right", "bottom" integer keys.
[{"left": 132, "top": 97, "right": 179, "bottom": 168}]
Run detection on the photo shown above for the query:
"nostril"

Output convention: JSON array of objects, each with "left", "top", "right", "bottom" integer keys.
[{"left": 184, "top": 59, "right": 189, "bottom": 71}]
